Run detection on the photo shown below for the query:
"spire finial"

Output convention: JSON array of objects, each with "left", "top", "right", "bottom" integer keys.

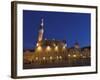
[{"left": 41, "top": 18, "right": 44, "bottom": 27}]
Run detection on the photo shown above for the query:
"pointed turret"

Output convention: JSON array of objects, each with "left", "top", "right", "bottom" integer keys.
[{"left": 37, "top": 18, "right": 44, "bottom": 44}]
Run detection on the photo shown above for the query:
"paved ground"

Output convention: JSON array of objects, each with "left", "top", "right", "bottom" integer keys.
[{"left": 23, "top": 58, "right": 90, "bottom": 69}]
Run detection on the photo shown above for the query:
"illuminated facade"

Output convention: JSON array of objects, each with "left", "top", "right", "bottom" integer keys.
[{"left": 23, "top": 18, "right": 90, "bottom": 69}]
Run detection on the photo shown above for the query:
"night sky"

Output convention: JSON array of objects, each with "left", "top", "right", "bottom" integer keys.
[{"left": 23, "top": 10, "right": 91, "bottom": 49}]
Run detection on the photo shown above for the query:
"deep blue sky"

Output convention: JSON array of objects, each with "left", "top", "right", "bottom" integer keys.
[{"left": 23, "top": 10, "right": 91, "bottom": 49}]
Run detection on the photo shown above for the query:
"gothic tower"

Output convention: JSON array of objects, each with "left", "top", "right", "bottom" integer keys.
[{"left": 37, "top": 18, "right": 44, "bottom": 46}]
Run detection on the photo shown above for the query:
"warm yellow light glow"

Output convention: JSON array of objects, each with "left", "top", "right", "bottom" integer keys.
[
  {"left": 46, "top": 46, "right": 51, "bottom": 51},
  {"left": 56, "top": 56, "right": 59, "bottom": 59},
  {"left": 55, "top": 46, "right": 58, "bottom": 51},
  {"left": 36, "top": 57, "right": 38, "bottom": 60},
  {"left": 63, "top": 46, "right": 66, "bottom": 50},
  {"left": 43, "top": 57, "right": 46, "bottom": 60},
  {"left": 53, "top": 44, "right": 56, "bottom": 47},
  {"left": 50, "top": 56, "right": 53, "bottom": 60},
  {"left": 68, "top": 54, "right": 71, "bottom": 57},
  {"left": 73, "top": 54, "right": 77, "bottom": 58},
  {"left": 37, "top": 46, "right": 42, "bottom": 51},
  {"left": 59, "top": 56, "right": 62, "bottom": 59}
]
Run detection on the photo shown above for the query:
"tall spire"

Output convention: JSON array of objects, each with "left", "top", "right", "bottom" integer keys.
[
  {"left": 39, "top": 18, "right": 44, "bottom": 30},
  {"left": 37, "top": 18, "right": 44, "bottom": 43},
  {"left": 41, "top": 18, "right": 44, "bottom": 27}
]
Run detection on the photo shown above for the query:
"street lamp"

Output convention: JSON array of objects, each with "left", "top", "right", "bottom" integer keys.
[
  {"left": 68, "top": 54, "right": 71, "bottom": 57},
  {"left": 43, "top": 57, "right": 46, "bottom": 60},
  {"left": 50, "top": 56, "right": 53, "bottom": 60},
  {"left": 59, "top": 56, "right": 62, "bottom": 59},
  {"left": 37, "top": 46, "right": 42, "bottom": 52},
  {"left": 73, "top": 54, "right": 77, "bottom": 58},
  {"left": 46, "top": 46, "right": 51, "bottom": 51},
  {"left": 55, "top": 46, "right": 58, "bottom": 51},
  {"left": 36, "top": 57, "right": 38, "bottom": 60}
]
